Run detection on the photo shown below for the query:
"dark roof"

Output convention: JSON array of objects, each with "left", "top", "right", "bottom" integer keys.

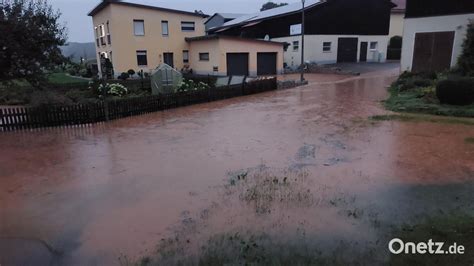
[
  {"left": 185, "top": 35, "right": 285, "bottom": 46},
  {"left": 405, "top": 0, "right": 474, "bottom": 18},
  {"left": 204, "top": 13, "right": 246, "bottom": 24},
  {"left": 212, "top": 0, "right": 395, "bottom": 32},
  {"left": 88, "top": 0, "right": 209, "bottom": 17}
]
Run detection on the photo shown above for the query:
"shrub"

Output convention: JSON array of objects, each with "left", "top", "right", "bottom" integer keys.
[
  {"left": 127, "top": 69, "right": 136, "bottom": 77},
  {"left": 457, "top": 20, "right": 474, "bottom": 76},
  {"left": 118, "top": 72, "right": 130, "bottom": 80},
  {"left": 98, "top": 83, "right": 129, "bottom": 97},
  {"left": 436, "top": 78, "right": 474, "bottom": 105},
  {"left": 177, "top": 79, "right": 210, "bottom": 92}
]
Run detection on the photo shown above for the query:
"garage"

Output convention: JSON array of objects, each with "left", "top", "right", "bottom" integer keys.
[
  {"left": 226, "top": 53, "right": 249, "bottom": 76},
  {"left": 412, "top": 31, "right": 455, "bottom": 73},
  {"left": 337, "top": 38, "right": 358, "bottom": 63},
  {"left": 257, "top": 52, "right": 277, "bottom": 75}
]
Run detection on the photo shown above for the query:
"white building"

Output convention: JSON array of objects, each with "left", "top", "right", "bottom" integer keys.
[
  {"left": 400, "top": 0, "right": 474, "bottom": 72},
  {"left": 209, "top": 0, "right": 396, "bottom": 67}
]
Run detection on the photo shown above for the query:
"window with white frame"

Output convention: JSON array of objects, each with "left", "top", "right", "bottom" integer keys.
[
  {"left": 370, "top": 41, "right": 378, "bottom": 50},
  {"left": 133, "top": 20, "right": 145, "bottom": 36},
  {"left": 183, "top": 50, "right": 189, "bottom": 63},
  {"left": 181, "top": 21, "right": 195, "bottom": 32},
  {"left": 293, "top": 41, "right": 299, "bottom": 52},
  {"left": 162, "top": 21, "right": 169, "bottom": 36},
  {"left": 323, "top": 42, "right": 332, "bottom": 52}
]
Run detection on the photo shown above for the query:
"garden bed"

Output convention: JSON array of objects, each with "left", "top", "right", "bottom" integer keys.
[{"left": 384, "top": 72, "right": 474, "bottom": 118}]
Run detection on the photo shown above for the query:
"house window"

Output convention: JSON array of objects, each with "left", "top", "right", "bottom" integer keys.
[
  {"left": 370, "top": 41, "right": 378, "bottom": 50},
  {"left": 181, "top": 21, "right": 195, "bottom": 31},
  {"left": 199, "top": 53, "right": 209, "bottom": 61},
  {"left": 106, "top": 21, "right": 111, "bottom": 45},
  {"left": 183, "top": 50, "right": 189, "bottom": 63},
  {"left": 323, "top": 42, "right": 332, "bottom": 52},
  {"left": 293, "top": 41, "right": 299, "bottom": 52},
  {"left": 134, "top": 20, "right": 145, "bottom": 36},
  {"left": 95, "top": 27, "right": 99, "bottom": 47},
  {"left": 162, "top": 21, "right": 169, "bottom": 36},
  {"left": 136, "top": 50, "right": 148, "bottom": 66}
]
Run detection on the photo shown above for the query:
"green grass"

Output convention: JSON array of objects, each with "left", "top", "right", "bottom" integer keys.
[
  {"left": 384, "top": 86, "right": 474, "bottom": 118},
  {"left": 46, "top": 72, "right": 89, "bottom": 85},
  {"left": 370, "top": 114, "right": 474, "bottom": 126}
]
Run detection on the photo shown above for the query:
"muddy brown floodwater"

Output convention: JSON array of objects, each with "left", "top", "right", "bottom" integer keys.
[{"left": 1, "top": 65, "right": 473, "bottom": 265}]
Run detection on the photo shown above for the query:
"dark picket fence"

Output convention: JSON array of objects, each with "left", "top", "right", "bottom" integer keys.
[{"left": 0, "top": 77, "right": 276, "bottom": 132}]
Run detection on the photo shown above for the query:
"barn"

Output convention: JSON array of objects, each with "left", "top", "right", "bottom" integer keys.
[
  {"left": 209, "top": 0, "right": 396, "bottom": 68},
  {"left": 400, "top": 0, "right": 474, "bottom": 72}
]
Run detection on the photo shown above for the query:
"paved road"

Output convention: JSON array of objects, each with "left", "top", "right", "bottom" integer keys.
[{"left": 1, "top": 63, "right": 473, "bottom": 265}]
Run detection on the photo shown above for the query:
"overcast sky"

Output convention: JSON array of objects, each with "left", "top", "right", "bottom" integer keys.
[{"left": 49, "top": 0, "right": 298, "bottom": 43}]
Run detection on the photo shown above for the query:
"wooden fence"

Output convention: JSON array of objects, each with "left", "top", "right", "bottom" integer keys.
[{"left": 0, "top": 78, "right": 276, "bottom": 132}]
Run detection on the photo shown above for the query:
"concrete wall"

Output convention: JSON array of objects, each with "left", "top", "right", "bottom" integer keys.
[
  {"left": 272, "top": 35, "right": 389, "bottom": 68},
  {"left": 389, "top": 13, "right": 405, "bottom": 38},
  {"left": 401, "top": 14, "right": 474, "bottom": 72},
  {"left": 92, "top": 3, "right": 206, "bottom": 76},
  {"left": 188, "top": 38, "right": 284, "bottom": 77}
]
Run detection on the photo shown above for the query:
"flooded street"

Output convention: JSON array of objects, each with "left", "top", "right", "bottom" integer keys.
[{"left": 1, "top": 64, "right": 473, "bottom": 265}]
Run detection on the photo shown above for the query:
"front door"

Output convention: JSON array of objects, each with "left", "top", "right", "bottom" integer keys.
[
  {"left": 163, "top": 53, "right": 174, "bottom": 68},
  {"left": 360, "top": 42, "right": 368, "bottom": 62},
  {"left": 337, "top": 38, "right": 358, "bottom": 63}
]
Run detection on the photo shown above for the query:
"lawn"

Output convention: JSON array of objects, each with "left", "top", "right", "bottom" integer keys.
[
  {"left": 46, "top": 72, "right": 90, "bottom": 85},
  {"left": 384, "top": 73, "right": 474, "bottom": 118}
]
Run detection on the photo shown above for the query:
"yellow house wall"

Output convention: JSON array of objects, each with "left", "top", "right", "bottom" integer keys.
[
  {"left": 389, "top": 13, "right": 405, "bottom": 38},
  {"left": 92, "top": 3, "right": 206, "bottom": 76},
  {"left": 188, "top": 38, "right": 284, "bottom": 76}
]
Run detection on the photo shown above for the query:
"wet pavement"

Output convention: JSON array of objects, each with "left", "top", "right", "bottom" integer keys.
[{"left": 1, "top": 63, "right": 473, "bottom": 265}]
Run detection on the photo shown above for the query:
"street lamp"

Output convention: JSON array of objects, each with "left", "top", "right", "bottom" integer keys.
[{"left": 300, "top": 0, "right": 306, "bottom": 82}]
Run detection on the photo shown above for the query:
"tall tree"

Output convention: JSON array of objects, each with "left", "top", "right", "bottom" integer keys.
[
  {"left": 0, "top": 0, "right": 67, "bottom": 85},
  {"left": 457, "top": 20, "right": 474, "bottom": 76},
  {"left": 260, "top": 2, "right": 288, "bottom": 11}
]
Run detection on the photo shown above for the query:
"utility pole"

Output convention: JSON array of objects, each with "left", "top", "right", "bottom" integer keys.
[{"left": 300, "top": 0, "right": 306, "bottom": 82}]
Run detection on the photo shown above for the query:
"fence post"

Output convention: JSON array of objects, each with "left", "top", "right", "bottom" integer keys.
[{"left": 0, "top": 108, "right": 4, "bottom": 131}]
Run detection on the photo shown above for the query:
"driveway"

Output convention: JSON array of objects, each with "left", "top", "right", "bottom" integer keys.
[{"left": 1, "top": 63, "right": 473, "bottom": 265}]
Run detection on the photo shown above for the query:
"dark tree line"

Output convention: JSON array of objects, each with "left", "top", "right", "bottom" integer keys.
[
  {"left": 0, "top": 0, "right": 67, "bottom": 85},
  {"left": 260, "top": 1, "right": 288, "bottom": 11}
]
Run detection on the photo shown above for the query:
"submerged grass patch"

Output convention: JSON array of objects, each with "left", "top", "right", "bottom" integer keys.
[
  {"left": 384, "top": 85, "right": 474, "bottom": 118},
  {"left": 465, "top": 137, "right": 474, "bottom": 144},
  {"left": 370, "top": 114, "right": 474, "bottom": 126},
  {"left": 389, "top": 213, "right": 474, "bottom": 266}
]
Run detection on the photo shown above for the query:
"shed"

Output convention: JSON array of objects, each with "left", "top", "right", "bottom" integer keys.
[{"left": 151, "top": 64, "right": 183, "bottom": 94}]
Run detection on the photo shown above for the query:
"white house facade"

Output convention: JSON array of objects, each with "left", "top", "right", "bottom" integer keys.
[{"left": 400, "top": 0, "right": 474, "bottom": 72}]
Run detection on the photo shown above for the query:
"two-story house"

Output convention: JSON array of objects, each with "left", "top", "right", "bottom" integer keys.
[{"left": 88, "top": 0, "right": 208, "bottom": 77}]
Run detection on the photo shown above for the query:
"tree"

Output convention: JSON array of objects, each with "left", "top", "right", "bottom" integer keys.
[
  {"left": 260, "top": 2, "right": 288, "bottom": 11},
  {"left": 457, "top": 20, "right": 474, "bottom": 76},
  {"left": 0, "top": 0, "right": 67, "bottom": 85}
]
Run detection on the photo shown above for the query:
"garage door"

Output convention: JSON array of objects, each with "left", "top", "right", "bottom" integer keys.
[
  {"left": 227, "top": 53, "right": 249, "bottom": 76},
  {"left": 412, "top": 31, "right": 455, "bottom": 73},
  {"left": 257, "top": 53, "right": 277, "bottom": 76},
  {"left": 337, "top": 38, "right": 358, "bottom": 63}
]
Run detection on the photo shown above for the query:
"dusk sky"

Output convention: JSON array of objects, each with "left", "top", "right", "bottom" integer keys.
[{"left": 49, "top": 0, "right": 294, "bottom": 43}]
